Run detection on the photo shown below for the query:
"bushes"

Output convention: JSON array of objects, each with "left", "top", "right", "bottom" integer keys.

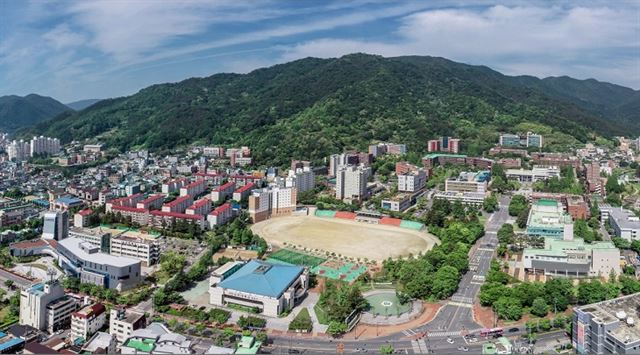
[
  {"left": 508, "top": 195, "right": 528, "bottom": 217},
  {"left": 238, "top": 315, "right": 267, "bottom": 329},
  {"left": 288, "top": 308, "right": 313, "bottom": 332}
]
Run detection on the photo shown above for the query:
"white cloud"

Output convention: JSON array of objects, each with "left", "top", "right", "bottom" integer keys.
[
  {"left": 279, "top": 5, "right": 640, "bottom": 88},
  {"left": 42, "top": 24, "right": 86, "bottom": 50}
]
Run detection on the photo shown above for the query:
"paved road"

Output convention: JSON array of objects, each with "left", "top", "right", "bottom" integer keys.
[{"left": 415, "top": 195, "right": 511, "bottom": 333}]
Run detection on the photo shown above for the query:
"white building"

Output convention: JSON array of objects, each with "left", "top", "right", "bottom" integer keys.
[
  {"left": 433, "top": 191, "right": 486, "bottom": 206},
  {"left": 20, "top": 281, "right": 78, "bottom": 333},
  {"left": 109, "top": 308, "right": 146, "bottom": 344},
  {"left": 81, "top": 332, "right": 117, "bottom": 354},
  {"left": 71, "top": 303, "right": 107, "bottom": 341},
  {"left": 30, "top": 136, "right": 60, "bottom": 156},
  {"left": 600, "top": 205, "right": 640, "bottom": 242},
  {"left": 248, "top": 187, "right": 296, "bottom": 223},
  {"left": 398, "top": 169, "right": 427, "bottom": 192},
  {"left": 7, "top": 139, "right": 30, "bottom": 161},
  {"left": 381, "top": 194, "right": 412, "bottom": 212},
  {"left": 335, "top": 165, "right": 371, "bottom": 202},
  {"left": 505, "top": 166, "right": 561, "bottom": 183},
  {"left": 209, "top": 260, "right": 308, "bottom": 317},
  {"left": 286, "top": 167, "right": 315, "bottom": 194},
  {"left": 523, "top": 239, "right": 620, "bottom": 279},
  {"left": 43, "top": 211, "right": 69, "bottom": 241},
  {"left": 208, "top": 203, "right": 233, "bottom": 228}
]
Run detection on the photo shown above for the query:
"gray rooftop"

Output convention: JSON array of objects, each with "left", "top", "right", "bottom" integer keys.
[
  {"left": 605, "top": 206, "right": 640, "bottom": 230},
  {"left": 59, "top": 237, "right": 140, "bottom": 268}
]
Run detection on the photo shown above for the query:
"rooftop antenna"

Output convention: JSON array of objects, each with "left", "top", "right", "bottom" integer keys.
[{"left": 46, "top": 268, "right": 56, "bottom": 284}]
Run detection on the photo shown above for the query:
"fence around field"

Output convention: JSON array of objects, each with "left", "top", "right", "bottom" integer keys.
[{"left": 267, "top": 249, "right": 326, "bottom": 267}]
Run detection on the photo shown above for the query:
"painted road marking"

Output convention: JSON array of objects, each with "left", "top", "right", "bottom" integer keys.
[{"left": 448, "top": 301, "right": 473, "bottom": 308}]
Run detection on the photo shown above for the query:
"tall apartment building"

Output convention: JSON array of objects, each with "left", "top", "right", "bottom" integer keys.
[
  {"left": 7, "top": 140, "right": 30, "bottom": 161},
  {"left": 335, "top": 165, "right": 371, "bottom": 202},
  {"left": 285, "top": 167, "right": 315, "bottom": 194},
  {"left": 30, "top": 136, "right": 61, "bottom": 156},
  {"left": 397, "top": 169, "right": 427, "bottom": 192},
  {"left": 20, "top": 281, "right": 78, "bottom": 333},
  {"left": 109, "top": 308, "right": 146, "bottom": 344},
  {"left": 136, "top": 194, "right": 164, "bottom": 211},
  {"left": 42, "top": 211, "right": 69, "bottom": 241},
  {"left": 185, "top": 198, "right": 212, "bottom": 216},
  {"left": 427, "top": 136, "right": 460, "bottom": 154},
  {"left": 71, "top": 303, "right": 107, "bottom": 341},
  {"left": 328, "top": 153, "right": 360, "bottom": 177},
  {"left": 248, "top": 187, "right": 297, "bottom": 223},
  {"left": 572, "top": 293, "right": 640, "bottom": 354}
]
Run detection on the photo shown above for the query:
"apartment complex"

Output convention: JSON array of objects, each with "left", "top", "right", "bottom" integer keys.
[
  {"left": 211, "top": 182, "right": 236, "bottom": 203},
  {"left": 573, "top": 293, "right": 640, "bottom": 354},
  {"left": 71, "top": 303, "right": 107, "bottom": 341},
  {"left": 208, "top": 203, "right": 234, "bottom": 228},
  {"left": 523, "top": 239, "right": 620, "bottom": 279},
  {"left": 335, "top": 165, "right": 371, "bottom": 202},
  {"left": 248, "top": 187, "right": 296, "bottom": 223},
  {"left": 427, "top": 136, "right": 460, "bottom": 154},
  {"left": 526, "top": 199, "right": 574, "bottom": 240},
  {"left": 7, "top": 136, "right": 60, "bottom": 161},
  {"left": 70, "top": 227, "right": 162, "bottom": 266}
]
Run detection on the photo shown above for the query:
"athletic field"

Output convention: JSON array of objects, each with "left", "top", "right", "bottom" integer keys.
[{"left": 251, "top": 215, "right": 438, "bottom": 261}]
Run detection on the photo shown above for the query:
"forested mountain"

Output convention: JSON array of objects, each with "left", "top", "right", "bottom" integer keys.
[
  {"left": 0, "top": 94, "right": 71, "bottom": 132},
  {"left": 22, "top": 54, "right": 639, "bottom": 166},
  {"left": 66, "top": 99, "right": 102, "bottom": 111}
]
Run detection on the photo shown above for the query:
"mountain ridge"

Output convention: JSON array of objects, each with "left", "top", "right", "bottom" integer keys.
[
  {"left": 20, "top": 54, "right": 639, "bottom": 165},
  {"left": 0, "top": 94, "right": 71, "bottom": 132}
]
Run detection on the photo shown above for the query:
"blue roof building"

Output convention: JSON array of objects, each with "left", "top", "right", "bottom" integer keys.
[{"left": 210, "top": 260, "right": 309, "bottom": 317}]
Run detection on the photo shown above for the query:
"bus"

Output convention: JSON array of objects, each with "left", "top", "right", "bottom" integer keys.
[{"left": 480, "top": 328, "right": 504, "bottom": 337}]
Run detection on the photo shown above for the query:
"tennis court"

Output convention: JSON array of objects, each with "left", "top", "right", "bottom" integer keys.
[
  {"left": 267, "top": 249, "right": 326, "bottom": 267},
  {"left": 310, "top": 260, "right": 367, "bottom": 282}
]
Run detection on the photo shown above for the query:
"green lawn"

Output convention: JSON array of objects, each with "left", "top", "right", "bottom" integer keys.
[
  {"left": 289, "top": 308, "right": 313, "bottom": 332},
  {"left": 313, "top": 304, "right": 329, "bottom": 325}
]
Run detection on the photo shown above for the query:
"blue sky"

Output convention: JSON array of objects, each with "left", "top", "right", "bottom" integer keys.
[{"left": 1, "top": 0, "right": 638, "bottom": 102}]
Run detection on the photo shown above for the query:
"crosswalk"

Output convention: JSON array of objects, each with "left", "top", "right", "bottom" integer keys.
[
  {"left": 451, "top": 295, "right": 474, "bottom": 304},
  {"left": 426, "top": 330, "right": 461, "bottom": 338}
]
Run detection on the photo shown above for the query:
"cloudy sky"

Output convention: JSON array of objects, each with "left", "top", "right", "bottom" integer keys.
[{"left": 1, "top": 0, "right": 638, "bottom": 102}]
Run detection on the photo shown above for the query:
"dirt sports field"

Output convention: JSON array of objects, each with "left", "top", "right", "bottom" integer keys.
[{"left": 251, "top": 215, "right": 439, "bottom": 261}]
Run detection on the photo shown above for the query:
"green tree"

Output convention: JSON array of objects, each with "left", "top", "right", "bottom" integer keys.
[
  {"left": 493, "top": 297, "right": 523, "bottom": 321},
  {"left": 327, "top": 321, "right": 347, "bottom": 337},
  {"left": 483, "top": 195, "right": 498, "bottom": 213},
  {"left": 516, "top": 207, "right": 530, "bottom": 229},
  {"left": 431, "top": 265, "right": 460, "bottom": 299},
  {"left": 544, "top": 278, "right": 573, "bottom": 311},
  {"left": 508, "top": 195, "right": 528, "bottom": 216},
  {"left": 530, "top": 297, "right": 549, "bottom": 317}
]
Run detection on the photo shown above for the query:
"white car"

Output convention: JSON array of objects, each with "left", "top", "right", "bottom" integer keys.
[{"left": 447, "top": 338, "right": 455, "bottom": 344}]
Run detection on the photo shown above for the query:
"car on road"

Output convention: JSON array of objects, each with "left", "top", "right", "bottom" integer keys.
[
  {"left": 508, "top": 327, "right": 519, "bottom": 333},
  {"left": 457, "top": 346, "right": 469, "bottom": 352},
  {"left": 446, "top": 338, "right": 455, "bottom": 344}
]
